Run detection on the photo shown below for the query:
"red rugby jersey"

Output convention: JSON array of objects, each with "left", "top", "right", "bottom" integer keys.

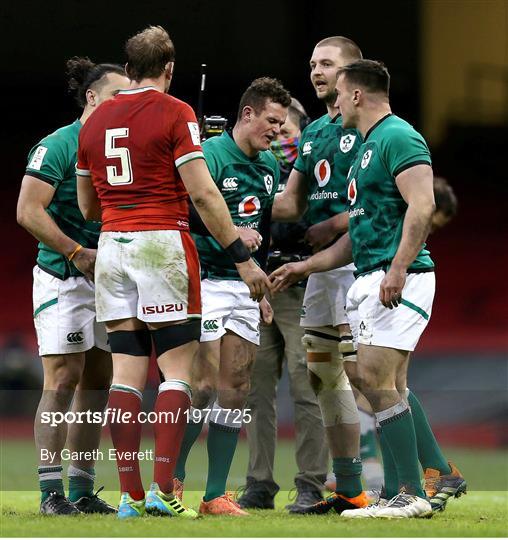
[{"left": 76, "top": 87, "right": 204, "bottom": 231}]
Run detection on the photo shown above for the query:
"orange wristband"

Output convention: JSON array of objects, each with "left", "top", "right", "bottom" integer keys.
[{"left": 67, "top": 244, "right": 83, "bottom": 261}]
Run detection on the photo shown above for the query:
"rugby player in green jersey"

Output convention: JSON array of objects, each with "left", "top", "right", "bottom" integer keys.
[
  {"left": 173, "top": 78, "right": 291, "bottom": 516},
  {"left": 324, "top": 174, "right": 462, "bottom": 508},
  {"left": 272, "top": 37, "right": 370, "bottom": 515},
  {"left": 271, "top": 60, "right": 466, "bottom": 518},
  {"left": 237, "top": 99, "right": 329, "bottom": 512},
  {"left": 17, "top": 58, "right": 129, "bottom": 514}
]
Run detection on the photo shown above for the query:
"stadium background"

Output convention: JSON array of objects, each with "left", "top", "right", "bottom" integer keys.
[{"left": 0, "top": 0, "right": 506, "bottom": 488}]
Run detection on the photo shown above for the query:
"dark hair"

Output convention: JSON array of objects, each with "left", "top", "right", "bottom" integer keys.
[
  {"left": 338, "top": 59, "right": 390, "bottom": 96},
  {"left": 315, "top": 36, "right": 363, "bottom": 63},
  {"left": 237, "top": 77, "right": 291, "bottom": 120},
  {"left": 434, "top": 177, "right": 458, "bottom": 218},
  {"left": 125, "top": 25, "right": 175, "bottom": 82},
  {"left": 66, "top": 57, "right": 125, "bottom": 108}
]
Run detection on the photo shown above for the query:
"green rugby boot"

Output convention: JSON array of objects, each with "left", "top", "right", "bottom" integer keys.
[{"left": 145, "top": 482, "right": 198, "bottom": 518}]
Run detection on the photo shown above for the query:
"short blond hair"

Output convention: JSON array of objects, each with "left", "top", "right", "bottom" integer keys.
[
  {"left": 315, "top": 36, "right": 363, "bottom": 63},
  {"left": 125, "top": 26, "right": 175, "bottom": 82}
]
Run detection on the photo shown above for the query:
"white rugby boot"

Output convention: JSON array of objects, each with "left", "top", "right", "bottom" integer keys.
[
  {"left": 375, "top": 491, "right": 433, "bottom": 519},
  {"left": 341, "top": 491, "right": 388, "bottom": 518}
]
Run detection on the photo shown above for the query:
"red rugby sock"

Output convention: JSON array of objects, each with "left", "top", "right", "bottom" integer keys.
[
  {"left": 153, "top": 382, "right": 191, "bottom": 495},
  {"left": 109, "top": 386, "right": 145, "bottom": 500}
]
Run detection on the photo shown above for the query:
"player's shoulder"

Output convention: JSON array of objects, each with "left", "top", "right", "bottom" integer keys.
[
  {"left": 202, "top": 133, "right": 223, "bottom": 151},
  {"left": 27, "top": 121, "right": 79, "bottom": 173},
  {"left": 259, "top": 147, "right": 278, "bottom": 170},
  {"left": 40, "top": 121, "right": 80, "bottom": 148},
  {"left": 377, "top": 114, "right": 423, "bottom": 139},
  {"left": 159, "top": 93, "right": 195, "bottom": 115},
  {"left": 119, "top": 90, "right": 194, "bottom": 116},
  {"left": 372, "top": 115, "right": 431, "bottom": 172},
  {"left": 301, "top": 113, "right": 330, "bottom": 138},
  {"left": 376, "top": 115, "right": 429, "bottom": 154},
  {"left": 31, "top": 121, "right": 79, "bottom": 161},
  {"left": 203, "top": 132, "right": 238, "bottom": 160}
]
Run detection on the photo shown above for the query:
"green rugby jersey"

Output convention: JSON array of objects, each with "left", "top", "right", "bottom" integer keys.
[
  {"left": 25, "top": 119, "right": 101, "bottom": 279},
  {"left": 346, "top": 114, "right": 434, "bottom": 275},
  {"left": 293, "top": 113, "right": 362, "bottom": 225},
  {"left": 193, "top": 131, "right": 279, "bottom": 280}
]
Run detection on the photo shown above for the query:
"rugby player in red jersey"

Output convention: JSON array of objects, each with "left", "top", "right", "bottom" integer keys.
[{"left": 76, "top": 25, "right": 269, "bottom": 519}]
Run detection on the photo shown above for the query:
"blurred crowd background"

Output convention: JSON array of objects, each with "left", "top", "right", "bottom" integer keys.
[{"left": 1, "top": 0, "right": 506, "bottom": 448}]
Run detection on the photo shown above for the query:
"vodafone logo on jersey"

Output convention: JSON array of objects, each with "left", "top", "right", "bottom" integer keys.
[
  {"left": 348, "top": 178, "right": 357, "bottom": 205},
  {"left": 314, "top": 159, "right": 331, "bottom": 187},
  {"left": 238, "top": 196, "right": 261, "bottom": 217}
]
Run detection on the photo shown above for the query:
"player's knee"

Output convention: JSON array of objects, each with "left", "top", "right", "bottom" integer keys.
[
  {"left": 315, "top": 371, "right": 359, "bottom": 427},
  {"left": 218, "top": 377, "right": 250, "bottom": 410},
  {"left": 344, "top": 360, "right": 362, "bottom": 392},
  {"left": 150, "top": 320, "right": 200, "bottom": 358},
  {"left": 42, "top": 354, "right": 83, "bottom": 391},
  {"left": 46, "top": 360, "right": 82, "bottom": 393},
  {"left": 303, "top": 328, "right": 342, "bottom": 392},
  {"left": 355, "top": 362, "right": 385, "bottom": 394},
  {"left": 108, "top": 329, "right": 152, "bottom": 356},
  {"left": 192, "top": 384, "right": 215, "bottom": 410},
  {"left": 50, "top": 372, "right": 81, "bottom": 397},
  {"left": 301, "top": 330, "right": 359, "bottom": 426},
  {"left": 353, "top": 372, "right": 371, "bottom": 396},
  {"left": 307, "top": 368, "right": 323, "bottom": 395}
]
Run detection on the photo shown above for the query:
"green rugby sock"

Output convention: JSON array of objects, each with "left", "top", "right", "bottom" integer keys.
[
  {"left": 68, "top": 465, "right": 95, "bottom": 502},
  {"left": 38, "top": 465, "right": 64, "bottom": 502},
  {"left": 174, "top": 417, "right": 204, "bottom": 482},
  {"left": 376, "top": 401, "right": 426, "bottom": 498},
  {"left": 378, "top": 428, "right": 399, "bottom": 499},
  {"left": 204, "top": 421, "right": 240, "bottom": 502},
  {"left": 332, "top": 457, "right": 363, "bottom": 498},
  {"left": 407, "top": 389, "right": 452, "bottom": 474}
]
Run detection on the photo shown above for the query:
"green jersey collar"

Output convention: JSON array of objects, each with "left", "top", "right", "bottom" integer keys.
[
  {"left": 222, "top": 131, "right": 262, "bottom": 162},
  {"left": 330, "top": 112, "right": 342, "bottom": 124},
  {"left": 364, "top": 113, "right": 393, "bottom": 142}
]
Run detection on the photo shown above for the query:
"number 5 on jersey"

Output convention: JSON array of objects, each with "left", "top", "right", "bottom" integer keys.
[{"left": 105, "top": 128, "right": 133, "bottom": 185}]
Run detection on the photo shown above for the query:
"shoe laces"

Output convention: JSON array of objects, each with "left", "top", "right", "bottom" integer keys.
[
  {"left": 46, "top": 492, "right": 75, "bottom": 512},
  {"left": 311, "top": 492, "right": 338, "bottom": 508},
  {"left": 89, "top": 486, "right": 105, "bottom": 500},
  {"left": 235, "top": 484, "right": 248, "bottom": 500},
  {"left": 224, "top": 491, "right": 242, "bottom": 508},
  {"left": 385, "top": 492, "right": 416, "bottom": 508},
  {"left": 287, "top": 484, "right": 319, "bottom": 503},
  {"left": 287, "top": 486, "right": 298, "bottom": 503}
]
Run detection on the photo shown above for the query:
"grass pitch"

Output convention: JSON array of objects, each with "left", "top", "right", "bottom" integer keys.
[{"left": 1, "top": 439, "right": 507, "bottom": 537}]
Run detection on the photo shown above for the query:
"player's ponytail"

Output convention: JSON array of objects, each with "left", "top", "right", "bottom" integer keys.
[{"left": 66, "top": 56, "right": 125, "bottom": 108}]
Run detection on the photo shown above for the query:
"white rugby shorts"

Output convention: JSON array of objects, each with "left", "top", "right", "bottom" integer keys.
[
  {"left": 346, "top": 269, "right": 435, "bottom": 351},
  {"left": 32, "top": 266, "right": 109, "bottom": 356},
  {"left": 95, "top": 230, "right": 201, "bottom": 324},
  {"left": 300, "top": 265, "right": 356, "bottom": 328},
  {"left": 200, "top": 278, "right": 260, "bottom": 345}
]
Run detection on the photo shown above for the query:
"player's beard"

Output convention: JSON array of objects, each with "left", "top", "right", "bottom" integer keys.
[{"left": 320, "top": 87, "right": 338, "bottom": 107}]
